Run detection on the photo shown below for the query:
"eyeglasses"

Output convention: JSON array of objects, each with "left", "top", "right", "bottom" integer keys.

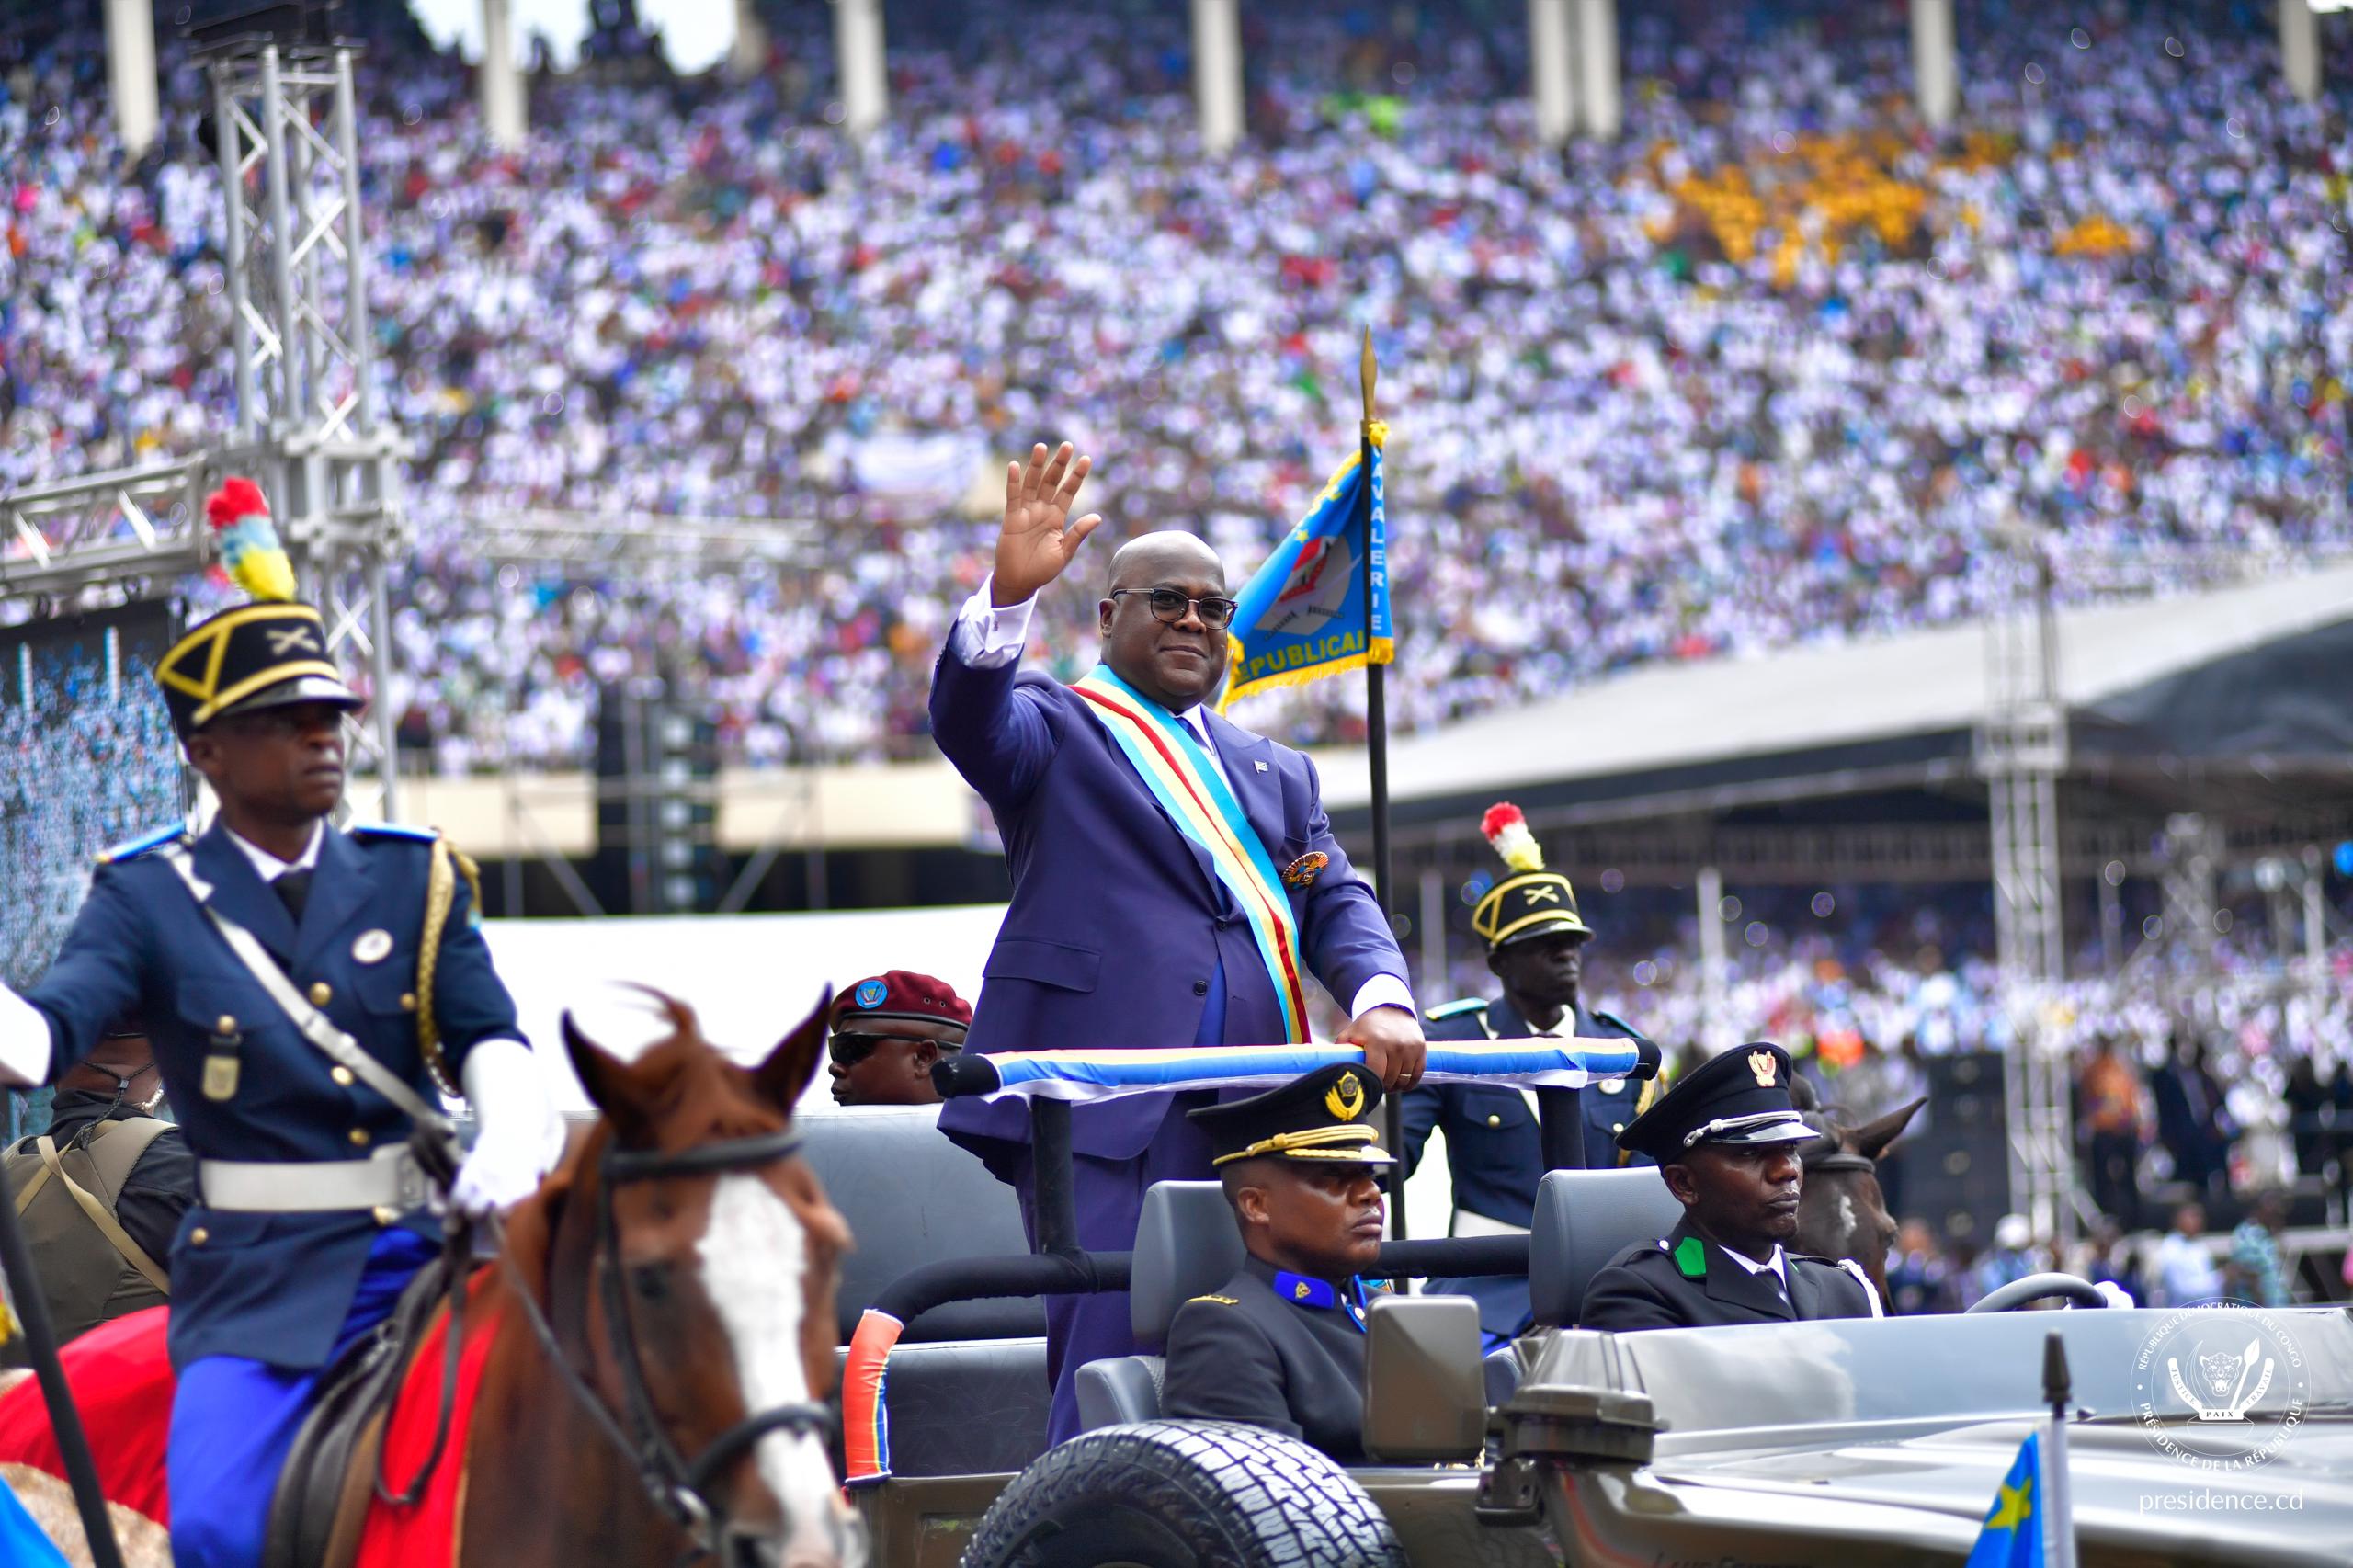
[
  {"left": 1109, "top": 587, "right": 1239, "bottom": 631},
  {"left": 828, "top": 1031, "right": 958, "bottom": 1068}
]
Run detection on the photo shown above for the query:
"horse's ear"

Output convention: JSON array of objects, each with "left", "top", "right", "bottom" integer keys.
[
  {"left": 563, "top": 1010, "right": 654, "bottom": 1142},
  {"left": 1850, "top": 1096, "right": 1927, "bottom": 1161},
  {"left": 753, "top": 988, "right": 833, "bottom": 1115}
]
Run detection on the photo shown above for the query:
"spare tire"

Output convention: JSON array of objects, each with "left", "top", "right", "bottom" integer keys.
[{"left": 961, "top": 1420, "right": 1406, "bottom": 1568}]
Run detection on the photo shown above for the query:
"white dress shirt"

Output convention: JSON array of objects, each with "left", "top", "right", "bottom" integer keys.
[
  {"left": 1721, "top": 1242, "right": 1792, "bottom": 1300},
  {"left": 227, "top": 821, "right": 324, "bottom": 883},
  {"left": 951, "top": 577, "right": 1412, "bottom": 1023}
]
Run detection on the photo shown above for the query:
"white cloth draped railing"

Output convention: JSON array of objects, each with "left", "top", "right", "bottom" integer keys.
[{"left": 933, "top": 1037, "right": 1657, "bottom": 1104}]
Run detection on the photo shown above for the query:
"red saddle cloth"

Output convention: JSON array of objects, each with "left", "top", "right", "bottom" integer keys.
[
  {"left": 354, "top": 1272, "right": 502, "bottom": 1568},
  {"left": 0, "top": 1276, "right": 502, "bottom": 1566},
  {"left": 0, "top": 1305, "right": 176, "bottom": 1526}
]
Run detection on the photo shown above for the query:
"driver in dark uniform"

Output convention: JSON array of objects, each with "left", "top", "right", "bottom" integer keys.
[
  {"left": 1580, "top": 1043, "right": 1881, "bottom": 1331},
  {"left": 1160, "top": 1064, "right": 1392, "bottom": 1461}
]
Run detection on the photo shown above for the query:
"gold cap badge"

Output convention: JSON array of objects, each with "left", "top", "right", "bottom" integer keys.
[
  {"left": 1324, "top": 1070, "right": 1366, "bottom": 1122},
  {"left": 1748, "top": 1050, "right": 1777, "bottom": 1087}
]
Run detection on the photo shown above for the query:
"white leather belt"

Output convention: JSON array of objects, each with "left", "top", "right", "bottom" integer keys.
[
  {"left": 1450, "top": 1207, "right": 1530, "bottom": 1239},
  {"left": 199, "top": 1145, "right": 428, "bottom": 1214}
]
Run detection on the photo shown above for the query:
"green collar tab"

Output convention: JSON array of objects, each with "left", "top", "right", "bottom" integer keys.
[{"left": 1673, "top": 1236, "right": 1708, "bottom": 1278}]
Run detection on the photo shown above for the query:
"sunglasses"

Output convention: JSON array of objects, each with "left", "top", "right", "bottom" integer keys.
[
  {"left": 1110, "top": 587, "right": 1240, "bottom": 631},
  {"left": 828, "top": 1030, "right": 958, "bottom": 1068}
]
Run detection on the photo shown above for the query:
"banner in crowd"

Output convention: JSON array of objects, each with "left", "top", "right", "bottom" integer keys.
[{"left": 1220, "top": 420, "right": 1392, "bottom": 708}]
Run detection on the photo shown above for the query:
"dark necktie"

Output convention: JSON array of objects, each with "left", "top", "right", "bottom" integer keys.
[{"left": 275, "top": 868, "right": 313, "bottom": 923}]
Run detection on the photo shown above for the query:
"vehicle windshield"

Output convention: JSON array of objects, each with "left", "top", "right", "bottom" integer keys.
[{"left": 1526, "top": 1307, "right": 2353, "bottom": 1452}]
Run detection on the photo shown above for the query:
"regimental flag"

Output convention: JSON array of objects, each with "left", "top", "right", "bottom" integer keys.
[
  {"left": 1966, "top": 1431, "right": 2046, "bottom": 1568},
  {"left": 1220, "top": 421, "right": 1392, "bottom": 709}
]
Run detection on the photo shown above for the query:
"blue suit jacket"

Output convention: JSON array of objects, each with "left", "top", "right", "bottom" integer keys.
[
  {"left": 23, "top": 821, "right": 521, "bottom": 1369},
  {"left": 1401, "top": 997, "right": 1653, "bottom": 1229},
  {"left": 929, "top": 642, "right": 1406, "bottom": 1165}
]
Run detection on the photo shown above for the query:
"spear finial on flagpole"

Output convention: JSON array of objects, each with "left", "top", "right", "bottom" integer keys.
[{"left": 1360, "top": 324, "right": 1378, "bottom": 427}]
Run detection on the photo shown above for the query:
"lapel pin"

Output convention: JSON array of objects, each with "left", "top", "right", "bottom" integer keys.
[
  {"left": 1281, "top": 851, "right": 1328, "bottom": 889},
  {"left": 352, "top": 929, "right": 393, "bottom": 965},
  {"left": 1254, "top": 759, "right": 1268, "bottom": 772}
]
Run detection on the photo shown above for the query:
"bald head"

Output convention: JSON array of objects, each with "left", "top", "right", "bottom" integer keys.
[
  {"left": 1097, "top": 530, "right": 1233, "bottom": 710},
  {"left": 1107, "top": 531, "right": 1224, "bottom": 595}
]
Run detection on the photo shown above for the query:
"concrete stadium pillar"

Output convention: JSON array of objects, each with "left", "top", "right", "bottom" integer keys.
[
  {"left": 1529, "top": 0, "right": 1576, "bottom": 146},
  {"left": 1910, "top": 0, "right": 1958, "bottom": 131},
  {"left": 105, "top": 0, "right": 159, "bottom": 159},
  {"left": 2281, "top": 0, "right": 2322, "bottom": 103},
  {"left": 1574, "top": 0, "right": 1620, "bottom": 140},
  {"left": 479, "top": 0, "right": 527, "bottom": 149},
  {"left": 1697, "top": 865, "right": 1728, "bottom": 1054},
  {"left": 835, "top": 0, "right": 889, "bottom": 138},
  {"left": 729, "top": 0, "right": 770, "bottom": 79},
  {"left": 1192, "top": 0, "right": 1245, "bottom": 154},
  {"left": 1417, "top": 866, "right": 1446, "bottom": 996}
]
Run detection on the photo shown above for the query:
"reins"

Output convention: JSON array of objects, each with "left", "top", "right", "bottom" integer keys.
[{"left": 487, "top": 1124, "right": 836, "bottom": 1562}]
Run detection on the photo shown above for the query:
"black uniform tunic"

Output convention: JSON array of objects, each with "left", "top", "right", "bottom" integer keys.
[
  {"left": 1580, "top": 1217, "right": 1881, "bottom": 1331},
  {"left": 1161, "top": 1254, "right": 1374, "bottom": 1461}
]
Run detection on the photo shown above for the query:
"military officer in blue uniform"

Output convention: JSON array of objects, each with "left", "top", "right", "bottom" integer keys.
[
  {"left": 1399, "top": 802, "right": 1656, "bottom": 1342},
  {"left": 0, "top": 585, "right": 561, "bottom": 1568},
  {"left": 1162, "top": 1064, "right": 1392, "bottom": 1462},
  {"left": 1580, "top": 1042, "right": 1881, "bottom": 1331}
]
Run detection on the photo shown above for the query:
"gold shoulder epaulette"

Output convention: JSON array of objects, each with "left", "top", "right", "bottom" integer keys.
[{"left": 1188, "top": 1293, "right": 1239, "bottom": 1306}]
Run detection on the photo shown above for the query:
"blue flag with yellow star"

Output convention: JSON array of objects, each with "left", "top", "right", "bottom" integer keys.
[
  {"left": 1966, "top": 1431, "right": 2045, "bottom": 1568},
  {"left": 1219, "top": 422, "right": 1392, "bottom": 709}
]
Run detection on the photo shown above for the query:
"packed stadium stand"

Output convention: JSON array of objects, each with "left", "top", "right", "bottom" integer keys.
[{"left": 2, "top": 0, "right": 2347, "bottom": 776}]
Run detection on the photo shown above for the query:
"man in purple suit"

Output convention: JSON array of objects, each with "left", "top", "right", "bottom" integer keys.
[{"left": 931, "top": 440, "right": 1425, "bottom": 1441}]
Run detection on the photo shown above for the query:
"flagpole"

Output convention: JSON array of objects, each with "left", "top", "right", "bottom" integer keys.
[
  {"left": 1358, "top": 326, "right": 1404, "bottom": 1241},
  {"left": 2043, "top": 1332, "right": 2078, "bottom": 1568}
]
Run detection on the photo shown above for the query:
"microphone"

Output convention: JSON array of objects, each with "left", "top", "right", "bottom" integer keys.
[{"left": 929, "top": 1051, "right": 1005, "bottom": 1100}]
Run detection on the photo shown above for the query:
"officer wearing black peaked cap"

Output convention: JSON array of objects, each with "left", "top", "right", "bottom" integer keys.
[
  {"left": 1160, "top": 1063, "right": 1393, "bottom": 1460},
  {"left": 1579, "top": 1042, "right": 1881, "bottom": 1331}
]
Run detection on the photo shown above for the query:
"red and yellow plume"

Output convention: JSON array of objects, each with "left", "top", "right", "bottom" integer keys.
[
  {"left": 205, "top": 477, "right": 296, "bottom": 603},
  {"left": 1481, "top": 801, "right": 1544, "bottom": 873}
]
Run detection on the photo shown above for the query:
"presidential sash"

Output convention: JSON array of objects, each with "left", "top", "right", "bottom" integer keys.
[{"left": 1070, "top": 665, "right": 1309, "bottom": 1042}]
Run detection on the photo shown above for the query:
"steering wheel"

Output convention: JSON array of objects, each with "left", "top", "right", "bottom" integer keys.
[{"left": 1964, "top": 1272, "right": 2111, "bottom": 1313}]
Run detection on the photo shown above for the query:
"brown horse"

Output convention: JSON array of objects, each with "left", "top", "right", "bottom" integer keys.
[
  {"left": 5, "top": 992, "right": 861, "bottom": 1568},
  {"left": 459, "top": 993, "right": 862, "bottom": 1568},
  {"left": 1792, "top": 1097, "right": 1926, "bottom": 1310}
]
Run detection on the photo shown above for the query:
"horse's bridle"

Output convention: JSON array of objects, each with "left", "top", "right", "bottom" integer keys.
[
  {"left": 1802, "top": 1143, "right": 1878, "bottom": 1176},
  {"left": 1798, "top": 1114, "right": 1880, "bottom": 1177},
  {"left": 494, "top": 1125, "right": 836, "bottom": 1561}
]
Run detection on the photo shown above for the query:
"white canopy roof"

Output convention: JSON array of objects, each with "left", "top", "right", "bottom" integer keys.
[{"left": 1313, "top": 562, "right": 2353, "bottom": 811}]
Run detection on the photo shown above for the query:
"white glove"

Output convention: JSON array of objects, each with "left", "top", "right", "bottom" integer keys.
[
  {"left": 0, "top": 986, "right": 52, "bottom": 1089},
  {"left": 2091, "top": 1280, "right": 2135, "bottom": 1311},
  {"left": 450, "top": 1038, "right": 564, "bottom": 1217}
]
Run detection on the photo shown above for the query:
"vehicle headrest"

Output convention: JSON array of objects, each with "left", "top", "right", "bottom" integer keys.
[
  {"left": 1529, "top": 1166, "right": 1686, "bottom": 1328},
  {"left": 796, "top": 1106, "right": 1039, "bottom": 1341},
  {"left": 1130, "top": 1180, "right": 1246, "bottom": 1348}
]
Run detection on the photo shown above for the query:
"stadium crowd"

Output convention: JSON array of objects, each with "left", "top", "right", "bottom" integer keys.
[{"left": 2, "top": 1, "right": 2347, "bottom": 773}]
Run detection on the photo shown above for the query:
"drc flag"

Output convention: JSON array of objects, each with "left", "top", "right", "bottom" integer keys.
[
  {"left": 1221, "top": 421, "right": 1392, "bottom": 708},
  {"left": 1965, "top": 1431, "right": 2045, "bottom": 1568}
]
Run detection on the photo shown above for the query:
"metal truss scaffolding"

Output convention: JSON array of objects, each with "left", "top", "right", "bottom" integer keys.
[
  {"left": 205, "top": 33, "right": 405, "bottom": 820},
  {"left": 5, "top": 28, "right": 404, "bottom": 819},
  {"left": 1974, "top": 541, "right": 2075, "bottom": 1243}
]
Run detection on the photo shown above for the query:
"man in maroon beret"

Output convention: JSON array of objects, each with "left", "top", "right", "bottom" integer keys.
[{"left": 827, "top": 971, "right": 973, "bottom": 1108}]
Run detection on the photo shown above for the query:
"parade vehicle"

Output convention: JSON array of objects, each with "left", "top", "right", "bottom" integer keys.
[{"left": 812, "top": 1049, "right": 2353, "bottom": 1568}]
